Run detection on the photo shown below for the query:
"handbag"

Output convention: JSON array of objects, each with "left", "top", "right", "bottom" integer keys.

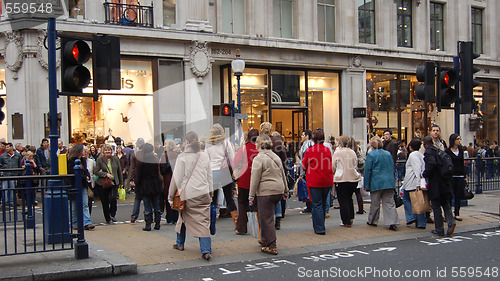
[
  {"left": 172, "top": 189, "right": 185, "bottom": 211},
  {"left": 172, "top": 154, "right": 201, "bottom": 211},
  {"left": 394, "top": 189, "right": 403, "bottom": 208},
  {"left": 463, "top": 185, "right": 474, "bottom": 200},
  {"left": 409, "top": 188, "right": 431, "bottom": 214},
  {"left": 101, "top": 177, "right": 114, "bottom": 189},
  {"left": 297, "top": 178, "right": 311, "bottom": 202}
]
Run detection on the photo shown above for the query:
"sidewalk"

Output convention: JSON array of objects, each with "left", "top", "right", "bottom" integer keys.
[{"left": 1, "top": 190, "right": 499, "bottom": 280}]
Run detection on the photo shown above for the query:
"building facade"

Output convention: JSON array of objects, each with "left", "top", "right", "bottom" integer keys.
[{"left": 0, "top": 0, "right": 499, "bottom": 150}]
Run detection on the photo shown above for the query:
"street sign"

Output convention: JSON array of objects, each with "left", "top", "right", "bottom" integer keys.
[{"left": 235, "top": 113, "right": 248, "bottom": 120}]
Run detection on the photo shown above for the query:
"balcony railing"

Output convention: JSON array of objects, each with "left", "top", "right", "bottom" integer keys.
[{"left": 104, "top": 1, "right": 154, "bottom": 28}]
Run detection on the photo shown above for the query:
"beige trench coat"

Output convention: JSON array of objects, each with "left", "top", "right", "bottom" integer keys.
[{"left": 169, "top": 147, "right": 213, "bottom": 238}]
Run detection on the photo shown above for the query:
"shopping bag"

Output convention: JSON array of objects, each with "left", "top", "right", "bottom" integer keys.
[
  {"left": 297, "top": 179, "right": 311, "bottom": 202},
  {"left": 210, "top": 204, "right": 217, "bottom": 235},
  {"left": 247, "top": 211, "right": 260, "bottom": 239},
  {"left": 409, "top": 188, "right": 431, "bottom": 214},
  {"left": 394, "top": 189, "right": 403, "bottom": 208},
  {"left": 118, "top": 187, "right": 126, "bottom": 201}
]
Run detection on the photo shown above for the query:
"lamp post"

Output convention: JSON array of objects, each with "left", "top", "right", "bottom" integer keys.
[{"left": 231, "top": 49, "right": 245, "bottom": 145}]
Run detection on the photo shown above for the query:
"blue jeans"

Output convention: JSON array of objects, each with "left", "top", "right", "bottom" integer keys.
[
  {"left": 402, "top": 190, "right": 426, "bottom": 228},
  {"left": 1, "top": 180, "right": 16, "bottom": 206},
  {"left": 274, "top": 200, "right": 282, "bottom": 218},
  {"left": 131, "top": 192, "right": 142, "bottom": 219},
  {"left": 71, "top": 187, "right": 93, "bottom": 227},
  {"left": 309, "top": 186, "right": 332, "bottom": 234},
  {"left": 325, "top": 189, "right": 332, "bottom": 213},
  {"left": 143, "top": 194, "right": 160, "bottom": 216},
  {"left": 176, "top": 223, "right": 211, "bottom": 254}
]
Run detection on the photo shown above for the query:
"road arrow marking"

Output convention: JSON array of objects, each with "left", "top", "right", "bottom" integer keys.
[{"left": 372, "top": 247, "right": 397, "bottom": 252}]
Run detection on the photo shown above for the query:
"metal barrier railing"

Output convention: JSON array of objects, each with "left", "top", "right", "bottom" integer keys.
[
  {"left": 104, "top": 1, "right": 154, "bottom": 28},
  {"left": 0, "top": 161, "right": 88, "bottom": 259},
  {"left": 395, "top": 156, "right": 500, "bottom": 193}
]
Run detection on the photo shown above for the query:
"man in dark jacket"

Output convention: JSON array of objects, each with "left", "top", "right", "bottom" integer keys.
[
  {"left": 0, "top": 143, "right": 23, "bottom": 206},
  {"left": 422, "top": 136, "right": 456, "bottom": 237},
  {"left": 35, "top": 138, "right": 50, "bottom": 175},
  {"left": 382, "top": 129, "right": 397, "bottom": 165}
]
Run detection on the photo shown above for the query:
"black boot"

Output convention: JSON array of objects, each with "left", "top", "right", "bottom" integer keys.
[
  {"left": 154, "top": 212, "right": 161, "bottom": 230},
  {"left": 143, "top": 213, "right": 152, "bottom": 231},
  {"left": 275, "top": 217, "right": 281, "bottom": 230}
]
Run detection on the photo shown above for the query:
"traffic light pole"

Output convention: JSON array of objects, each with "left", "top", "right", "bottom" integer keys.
[
  {"left": 453, "top": 55, "right": 461, "bottom": 135},
  {"left": 47, "top": 18, "right": 59, "bottom": 175}
]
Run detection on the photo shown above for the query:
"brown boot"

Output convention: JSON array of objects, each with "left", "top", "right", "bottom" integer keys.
[{"left": 230, "top": 210, "right": 238, "bottom": 230}]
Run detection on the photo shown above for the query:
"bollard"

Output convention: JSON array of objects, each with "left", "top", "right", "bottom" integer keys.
[
  {"left": 475, "top": 154, "right": 483, "bottom": 194},
  {"left": 44, "top": 179, "right": 71, "bottom": 244},
  {"left": 24, "top": 162, "right": 35, "bottom": 229},
  {"left": 73, "top": 159, "right": 89, "bottom": 259}
]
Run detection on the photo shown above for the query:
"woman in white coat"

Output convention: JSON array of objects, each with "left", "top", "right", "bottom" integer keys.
[
  {"left": 401, "top": 138, "right": 427, "bottom": 229},
  {"left": 169, "top": 131, "right": 214, "bottom": 260}
]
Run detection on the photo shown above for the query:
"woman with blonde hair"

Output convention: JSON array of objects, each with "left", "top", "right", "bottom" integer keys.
[
  {"left": 364, "top": 136, "right": 399, "bottom": 231},
  {"left": 332, "top": 136, "right": 361, "bottom": 227},
  {"left": 249, "top": 134, "right": 288, "bottom": 255},
  {"left": 170, "top": 131, "right": 214, "bottom": 260},
  {"left": 205, "top": 124, "right": 238, "bottom": 228},
  {"left": 95, "top": 144, "right": 123, "bottom": 224}
]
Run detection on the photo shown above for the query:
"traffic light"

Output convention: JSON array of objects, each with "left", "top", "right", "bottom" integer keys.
[
  {"left": 61, "top": 38, "right": 91, "bottom": 93},
  {"left": 415, "top": 61, "right": 435, "bottom": 103},
  {"left": 220, "top": 103, "right": 233, "bottom": 127},
  {"left": 438, "top": 68, "right": 458, "bottom": 109},
  {"left": 459, "top": 41, "right": 480, "bottom": 114},
  {"left": 221, "top": 103, "right": 233, "bottom": 117},
  {"left": 0, "top": 98, "right": 5, "bottom": 124},
  {"left": 92, "top": 34, "right": 121, "bottom": 90}
]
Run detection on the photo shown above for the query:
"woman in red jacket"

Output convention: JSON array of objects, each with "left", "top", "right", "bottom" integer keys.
[
  {"left": 302, "top": 130, "right": 334, "bottom": 235},
  {"left": 234, "top": 129, "right": 260, "bottom": 235}
]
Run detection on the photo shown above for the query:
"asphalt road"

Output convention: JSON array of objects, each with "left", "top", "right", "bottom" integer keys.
[{"left": 95, "top": 227, "right": 499, "bottom": 281}]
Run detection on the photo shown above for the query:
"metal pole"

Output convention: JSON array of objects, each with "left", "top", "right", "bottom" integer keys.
[
  {"left": 454, "top": 56, "right": 461, "bottom": 135},
  {"left": 24, "top": 162, "right": 35, "bottom": 229},
  {"left": 48, "top": 18, "right": 59, "bottom": 175},
  {"left": 73, "top": 160, "right": 89, "bottom": 259},
  {"left": 236, "top": 74, "right": 241, "bottom": 114}
]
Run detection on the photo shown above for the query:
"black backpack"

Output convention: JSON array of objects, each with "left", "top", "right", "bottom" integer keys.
[{"left": 436, "top": 149, "right": 454, "bottom": 178}]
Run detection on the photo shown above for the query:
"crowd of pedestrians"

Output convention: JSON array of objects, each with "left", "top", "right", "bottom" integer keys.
[{"left": 0, "top": 123, "right": 497, "bottom": 260}]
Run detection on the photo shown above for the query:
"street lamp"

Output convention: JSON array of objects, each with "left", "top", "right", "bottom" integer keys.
[{"left": 231, "top": 49, "right": 245, "bottom": 114}]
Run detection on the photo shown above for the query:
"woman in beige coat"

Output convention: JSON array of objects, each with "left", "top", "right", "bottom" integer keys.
[
  {"left": 249, "top": 134, "right": 288, "bottom": 255},
  {"left": 169, "top": 131, "right": 214, "bottom": 260}
]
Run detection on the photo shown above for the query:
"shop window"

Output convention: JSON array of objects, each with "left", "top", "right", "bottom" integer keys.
[
  {"left": 307, "top": 71, "right": 339, "bottom": 138},
  {"left": 222, "top": 0, "right": 245, "bottom": 34},
  {"left": 71, "top": 59, "right": 154, "bottom": 145},
  {"left": 474, "top": 80, "right": 499, "bottom": 144},
  {"left": 163, "top": 0, "right": 176, "bottom": 26},
  {"left": 366, "top": 72, "right": 424, "bottom": 142}
]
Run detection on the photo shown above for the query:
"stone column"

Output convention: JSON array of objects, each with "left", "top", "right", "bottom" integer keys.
[{"left": 342, "top": 57, "right": 367, "bottom": 148}]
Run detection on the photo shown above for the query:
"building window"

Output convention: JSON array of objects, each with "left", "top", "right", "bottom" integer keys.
[
  {"left": 358, "top": 0, "right": 375, "bottom": 44},
  {"left": 273, "top": 0, "right": 293, "bottom": 38},
  {"left": 318, "top": 0, "right": 335, "bottom": 42},
  {"left": 397, "top": 0, "right": 412, "bottom": 48},
  {"left": 430, "top": 2, "right": 444, "bottom": 51},
  {"left": 163, "top": 0, "right": 175, "bottom": 26},
  {"left": 471, "top": 7, "right": 483, "bottom": 54},
  {"left": 69, "top": 0, "right": 85, "bottom": 19},
  {"left": 222, "top": 0, "right": 245, "bottom": 34}
]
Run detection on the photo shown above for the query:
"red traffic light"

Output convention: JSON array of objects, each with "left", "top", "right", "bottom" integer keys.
[
  {"left": 64, "top": 40, "right": 91, "bottom": 65},
  {"left": 222, "top": 105, "right": 232, "bottom": 116}
]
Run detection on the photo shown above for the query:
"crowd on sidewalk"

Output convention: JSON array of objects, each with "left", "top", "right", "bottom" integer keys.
[{"left": 1, "top": 122, "right": 494, "bottom": 261}]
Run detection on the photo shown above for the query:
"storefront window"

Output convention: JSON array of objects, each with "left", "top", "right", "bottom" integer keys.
[
  {"left": 71, "top": 59, "right": 153, "bottom": 145},
  {"left": 366, "top": 72, "right": 423, "bottom": 142},
  {"left": 307, "top": 71, "right": 340, "bottom": 139},
  {"left": 474, "top": 80, "right": 499, "bottom": 144}
]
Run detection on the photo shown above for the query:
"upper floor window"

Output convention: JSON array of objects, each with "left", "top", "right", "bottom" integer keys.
[
  {"left": 222, "top": 0, "right": 245, "bottom": 34},
  {"left": 358, "top": 0, "right": 375, "bottom": 44},
  {"left": 69, "top": 0, "right": 85, "bottom": 19},
  {"left": 397, "top": 0, "right": 412, "bottom": 47},
  {"left": 471, "top": 7, "right": 483, "bottom": 54},
  {"left": 163, "top": 0, "right": 175, "bottom": 26},
  {"left": 430, "top": 2, "right": 444, "bottom": 51},
  {"left": 273, "top": 0, "right": 293, "bottom": 38},
  {"left": 318, "top": 0, "right": 335, "bottom": 42}
]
